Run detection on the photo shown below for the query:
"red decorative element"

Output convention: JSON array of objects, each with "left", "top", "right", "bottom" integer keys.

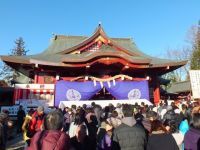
[
  {"left": 26, "top": 89, "right": 30, "bottom": 99},
  {"left": 13, "top": 89, "right": 18, "bottom": 103},
  {"left": 34, "top": 73, "right": 38, "bottom": 84},
  {"left": 104, "top": 60, "right": 112, "bottom": 65},
  {"left": 132, "top": 78, "right": 147, "bottom": 81},
  {"left": 153, "top": 80, "right": 160, "bottom": 105},
  {"left": 97, "top": 40, "right": 102, "bottom": 47},
  {"left": 77, "top": 40, "right": 96, "bottom": 52}
]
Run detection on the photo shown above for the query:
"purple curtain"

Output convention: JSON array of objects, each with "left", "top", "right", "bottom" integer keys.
[
  {"left": 55, "top": 80, "right": 149, "bottom": 106},
  {"left": 104, "top": 81, "right": 149, "bottom": 100},
  {"left": 54, "top": 81, "right": 101, "bottom": 106}
]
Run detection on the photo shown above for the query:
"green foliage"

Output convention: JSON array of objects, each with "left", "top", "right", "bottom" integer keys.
[
  {"left": 190, "top": 22, "right": 200, "bottom": 70},
  {"left": 11, "top": 37, "right": 28, "bottom": 56},
  {"left": 162, "top": 71, "right": 181, "bottom": 90}
]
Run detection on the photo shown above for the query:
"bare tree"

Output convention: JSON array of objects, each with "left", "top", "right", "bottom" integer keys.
[
  {"left": 163, "top": 21, "right": 200, "bottom": 83},
  {"left": 163, "top": 47, "right": 191, "bottom": 82}
]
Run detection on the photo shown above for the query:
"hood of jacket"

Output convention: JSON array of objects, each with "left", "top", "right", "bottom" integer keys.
[{"left": 121, "top": 117, "right": 136, "bottom": 127}]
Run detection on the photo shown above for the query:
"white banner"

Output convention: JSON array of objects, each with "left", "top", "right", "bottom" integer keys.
[
  {"left": 189, "top": 70, "right": 200, "bottom": 99},
  {"left": 15, "top": 84, "right": 54, "bottom": 89},
  {"left": 14, "top": 84, "right": 55, "bottom": 104},
  {"left": 59, "top": 99, "right": 152, "bottom": 109}
]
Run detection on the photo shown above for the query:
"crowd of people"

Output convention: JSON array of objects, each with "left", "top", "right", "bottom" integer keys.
[
  {"left": 0, "top": 109, "right": 13, "bottom": 150},
  {"left": 0, "top": 100, "right": 200, "bottom": 150}
]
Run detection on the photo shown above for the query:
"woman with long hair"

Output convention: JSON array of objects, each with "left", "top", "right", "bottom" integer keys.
[
  {"left": 147, "top": 120, "right": 179, "bottom": 150},
  {"left": 164, "top": 119, "right": 184, "bottom": 150},
  {"left": 68, "top": 113, "right": 88, "bottom": 138}
]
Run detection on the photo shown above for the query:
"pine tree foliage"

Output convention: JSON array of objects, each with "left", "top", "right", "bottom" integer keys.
[
  {"left": 11, "top": 37, "right": 28, "bottom": 56},
  {"left": 0, "top": 37, "right": 28, "bottom": 85},
  {"left": 190, "top": 21, "right": 200, "bottom": 70}
]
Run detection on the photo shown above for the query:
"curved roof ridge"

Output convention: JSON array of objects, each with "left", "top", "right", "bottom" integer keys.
[
  {"left": 54, "top": 35, "right": 134, "bottom": 40},
  {"left": 54, "top": 35, "right": 88, "bottom": 40},
  {"left": 174, "top": 80, "right": 190, "bottom": 84},
  {"left": 57, "top": 24, "right": 109, "bottom": 54},
  {"left": 39, "top": 25, "right": 145, "bottom": 56},
  {"left": 53, "top": 25, "right": 142, "bottom": 56}
]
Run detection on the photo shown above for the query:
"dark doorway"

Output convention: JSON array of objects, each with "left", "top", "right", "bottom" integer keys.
[{"left": 90, "top": 87, "right": 116, "bottom": 100}]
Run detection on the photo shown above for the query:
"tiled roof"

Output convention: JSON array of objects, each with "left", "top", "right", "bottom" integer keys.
[
  {"left": 167, "top": 81, "right": 191, "bottom": 93},
  {"left": 0, "top": 25, "right": 187, "bottom": 72}
]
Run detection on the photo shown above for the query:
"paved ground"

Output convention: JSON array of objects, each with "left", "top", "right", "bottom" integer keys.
[
  {"left": 6, "top": 128, "right": 25, "bottom": 150},
  {"left": 6, "top": 133, "right": 25, "bottom": 150},
  {"left": 6, "top": 132, "right": 25, "bottom": 150}
]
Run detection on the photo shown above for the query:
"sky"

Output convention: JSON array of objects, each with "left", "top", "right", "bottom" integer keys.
[{"left": 0, "top": 0, "right": 199, "bottom": 58}]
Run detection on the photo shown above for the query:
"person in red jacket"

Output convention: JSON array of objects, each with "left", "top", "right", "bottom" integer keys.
[
  {"left": 28, "top": 110, "right": 70, "bottom": 150},
  {"left": 27, "top": 106, "right": 45, "bottom": 138}
]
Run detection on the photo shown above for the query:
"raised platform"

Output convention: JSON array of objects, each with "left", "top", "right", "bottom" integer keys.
[{"left": 59, "top": 99, "right": 152, "bottom": 109}]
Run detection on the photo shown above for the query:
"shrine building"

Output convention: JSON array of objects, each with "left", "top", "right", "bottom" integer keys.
[{"left": 0, "top": 25, "right": 187, "bottom": 107}]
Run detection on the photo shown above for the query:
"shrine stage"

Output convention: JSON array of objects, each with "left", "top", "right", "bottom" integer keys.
[{"left": 59, "top": 99, "right": 152, "bottom": 109}]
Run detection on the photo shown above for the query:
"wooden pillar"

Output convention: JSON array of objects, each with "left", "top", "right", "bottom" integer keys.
[
  {"left": 34, "top": 72, "right": 38, "bottom": 84},
  {"left": 153, "top": 77, "right": 160, "bottom": 105}
]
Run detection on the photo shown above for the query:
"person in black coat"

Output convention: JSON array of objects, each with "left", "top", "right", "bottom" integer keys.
[
  {"left": 0, "top": 115, "right": 6, "bottom": 150},
  {"left": 147, "top": 120, "right": 179, "bottom": 150},
  {"left": 0, "top": 112, "right": 12, "bottom": 150},
  {"left": 17, "top": 105, "right": 25, "bottom": 133},
  {"left": 70, "top": 124, "right": 94, "bottom": 150}
]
